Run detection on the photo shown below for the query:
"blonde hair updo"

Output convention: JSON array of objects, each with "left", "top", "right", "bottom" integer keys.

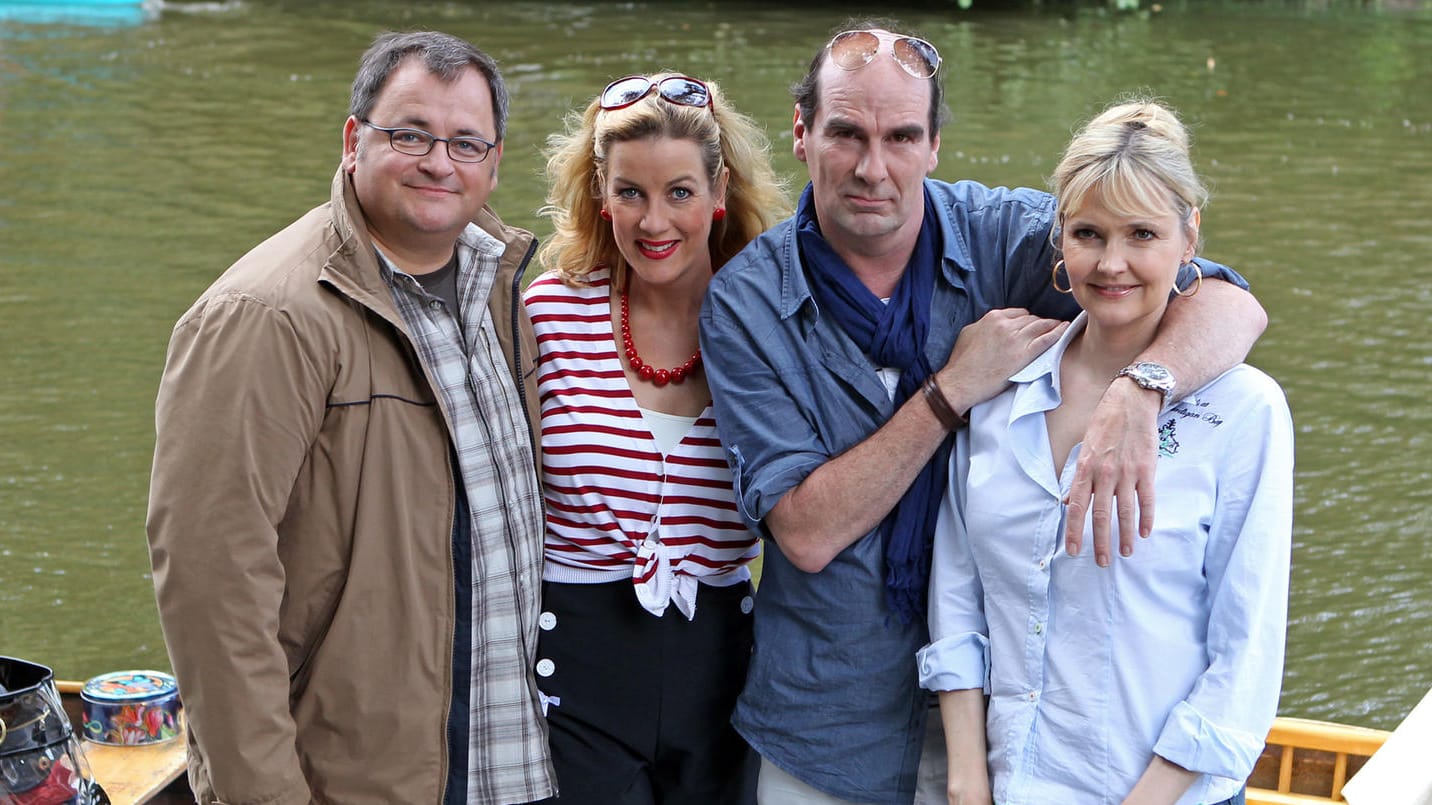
[{"left": 1050, "top": 98, "right": 1207, "bottom": 252}]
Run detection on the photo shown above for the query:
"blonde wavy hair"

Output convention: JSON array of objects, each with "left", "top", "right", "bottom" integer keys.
[
  {"left": 1049, "top": 97, "right": 1207, "bottom": 253},
  {"left": 538, "top": 72, "right": 789, "bottom": 288}
]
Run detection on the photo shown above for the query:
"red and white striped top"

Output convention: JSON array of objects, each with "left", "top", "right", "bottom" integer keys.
[{"left": 524, "top": 269, "right": 758, "bottom": 619}]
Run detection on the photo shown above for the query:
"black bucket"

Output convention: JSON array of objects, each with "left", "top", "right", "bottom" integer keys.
[{"left": 0, "top": 656, "right": 108, "bottom": 805}]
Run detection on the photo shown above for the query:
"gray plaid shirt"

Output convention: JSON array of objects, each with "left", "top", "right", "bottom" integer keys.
[{"left": 379, "top": 223, "right": 552, "bottom": 804}]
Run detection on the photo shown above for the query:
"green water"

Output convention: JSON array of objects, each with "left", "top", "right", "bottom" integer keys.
[{"left": 1, "top": 1, "right": 1428, "bottom": 731}]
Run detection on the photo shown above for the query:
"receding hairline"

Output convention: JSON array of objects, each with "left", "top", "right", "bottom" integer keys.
[{"left": 809, "top": 58, "right": 936, "bottom": 140}]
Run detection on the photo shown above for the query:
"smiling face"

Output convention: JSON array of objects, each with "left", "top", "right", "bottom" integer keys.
[
  {"left": 603, "top": 135, "right": 726, "bottom": 293},
  {"left": 794, "top": 31, "right": 939, "bottom": 264},
  {"left": 341, "top": 59, "right": 502, "bottom": 270},
  {"left": 1060, "top": 191, "right": 1198, "bottom": 339}
]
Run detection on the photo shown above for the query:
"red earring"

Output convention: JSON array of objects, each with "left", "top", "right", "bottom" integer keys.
[
  {"left": 713, "top": 207, "right": 726, "bottom": 222},
  {"left": 600, "top": 208, "right": 612, "bottom": 222}
]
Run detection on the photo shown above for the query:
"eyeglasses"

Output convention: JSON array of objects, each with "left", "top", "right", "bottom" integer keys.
[
  {"left": 599, "top": 75, "right": 712, "bottom": 112},
  {"left": 361, "top": 120, "right": 498, "bottom": 164},
  {"left": 826, "top": 30, "right": 941, "bottom": 80}
]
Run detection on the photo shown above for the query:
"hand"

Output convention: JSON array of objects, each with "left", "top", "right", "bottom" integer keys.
[
  {"left": 1064, "top": 377, "right": 1161, "bottom": 566},
  {"left": 937, "top": 309, "right": 1068, "bottom": 412}
]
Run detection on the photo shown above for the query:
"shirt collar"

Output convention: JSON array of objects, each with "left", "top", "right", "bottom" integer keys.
[
  {"left": 778, "top": 215, "right": 812, "bottom": 320},
  {"left": 458, "top": 219, "right": 507, "bottom": 258},
  {"left": 375, "top": 221, "right": 500, "bottom": 286},
  {"left": 1006, "top": 312, "right": 1088, "bottom": 420},
  {"left": 925, "top": 180, "right": 975, "bottom": 290}
]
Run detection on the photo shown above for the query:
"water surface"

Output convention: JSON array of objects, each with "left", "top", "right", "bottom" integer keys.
[{"left": 1, "top": 0, "right": 1428, "bottom": 730}]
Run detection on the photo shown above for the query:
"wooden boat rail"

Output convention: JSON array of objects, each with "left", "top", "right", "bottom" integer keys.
[{"left": 1247, "top": 717, "right": 1392, "bottom": 805}]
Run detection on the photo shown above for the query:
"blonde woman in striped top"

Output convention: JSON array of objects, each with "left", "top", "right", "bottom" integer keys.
[{"left": 525, "top": 73, "right": 787, "bottom": 804}]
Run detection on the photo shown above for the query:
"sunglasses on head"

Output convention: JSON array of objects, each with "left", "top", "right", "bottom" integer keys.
[
  {"left": 599, "top": 75, "right": 713, "bottom": 112},
  {"left": 826, "top": 30, "right": 941, "bottom": 80}
]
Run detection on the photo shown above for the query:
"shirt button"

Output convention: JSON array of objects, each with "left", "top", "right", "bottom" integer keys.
[
  {"left": 539, "top": 612, "right": 557, "bottom": 631},
  {"left": 1028, "top": 691, "right": 1038, "bottom": 701},
  {"left": 1034, "top": 623, "right": 1044, "bottom": 635},
  {"left": 1038, "top": 558, "right": 1047, "bottom": 569},
  {"left": 536, "top": 659, "right": 555, "bottom": 678},
  {"left": 740, "top": 596, "right": 754, "bottom": 615}
]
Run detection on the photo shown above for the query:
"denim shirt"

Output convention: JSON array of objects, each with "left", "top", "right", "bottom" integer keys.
[{"left": 699, "top": 178, "right": 1247, "bottom": 803}]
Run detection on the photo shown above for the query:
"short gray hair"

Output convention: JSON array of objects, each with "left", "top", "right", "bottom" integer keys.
[{"left": 349, "top": 31, "right": 509, "bottom": 141}]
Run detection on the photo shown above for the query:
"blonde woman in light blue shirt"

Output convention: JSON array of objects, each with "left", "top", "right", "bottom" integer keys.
[{"left": 918, "top": 99, "right": 1293, "bottom": 805}]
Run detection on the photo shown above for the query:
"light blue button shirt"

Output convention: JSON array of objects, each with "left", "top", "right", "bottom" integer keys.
[{"left": 918, "top": 315, "right": 1293, "bottom": 805}]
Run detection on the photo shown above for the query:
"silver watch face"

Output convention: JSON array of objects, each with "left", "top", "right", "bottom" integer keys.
[
  {"left": 1119, "top": 362, "right": 1175, "bottom": 398},
  {"left": 1129, "top": 361, "right": 1173, "bottom": 384}
]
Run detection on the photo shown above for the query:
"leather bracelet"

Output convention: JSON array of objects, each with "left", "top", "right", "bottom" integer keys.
[{"left": 922, "top": 376, "right": 968, "bottom": 431}]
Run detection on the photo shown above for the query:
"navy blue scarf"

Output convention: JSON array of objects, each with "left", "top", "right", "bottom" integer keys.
[{"left": 796, "top": 184, "right": 947, "bottom": 625}]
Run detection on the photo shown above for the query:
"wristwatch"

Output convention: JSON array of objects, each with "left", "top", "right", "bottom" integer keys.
[{"left": 1116, "top": 361, "right": 1176, "bottom": 407}]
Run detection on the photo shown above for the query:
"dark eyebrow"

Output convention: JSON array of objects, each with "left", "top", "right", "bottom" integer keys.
[
  {"left": 890, "top": 124, "right": 926, "bottom": 141},
  {"left": 391, "top": 116, "right": 488, "bottom": 139},
  {"left": 821, "top": 115, "right": 865, "bottom": 136}
]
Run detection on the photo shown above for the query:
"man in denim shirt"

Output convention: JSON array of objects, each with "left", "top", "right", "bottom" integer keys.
[{"left": 698, "top": 20, "right": 1267, "bottom": 805}]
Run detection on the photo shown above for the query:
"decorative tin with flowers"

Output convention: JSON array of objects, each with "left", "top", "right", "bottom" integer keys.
[{"left": 79, "top": 671, "right": 181, "bottom": 746}]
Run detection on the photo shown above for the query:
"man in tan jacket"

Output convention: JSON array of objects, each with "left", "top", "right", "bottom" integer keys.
[{"left": 146, "top": 31, "right": 553, "bottom": 805}]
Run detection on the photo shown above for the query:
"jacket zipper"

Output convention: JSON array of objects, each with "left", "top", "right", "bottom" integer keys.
[{"left": 509, "top": 235, "right": 539, "bottom": 438}]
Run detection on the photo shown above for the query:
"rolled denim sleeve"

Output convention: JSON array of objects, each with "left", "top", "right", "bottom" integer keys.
[
  {"left": 699, "top": 263, "right": 827, "bottom": 534},
  {"left": 919, "top": 433, "right": 991, "bottom": 693},
  {"left": 1153, "top": 371, "right": 1292, "bottom": 780},
  {"left": 1187, "top": 256, "right": 1249, "bottom": 291}
]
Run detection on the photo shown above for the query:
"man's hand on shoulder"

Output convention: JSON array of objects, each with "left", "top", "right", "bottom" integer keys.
[
  {"left": 936, "top": 308, "right": 1068, "bottom": 414},
  {"left": 1063, "top": 376, "right": 1162, "bottom": 566}
]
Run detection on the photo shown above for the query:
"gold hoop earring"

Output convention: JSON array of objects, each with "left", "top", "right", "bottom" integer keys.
[
  {"left": 1173, "top": 262, "right": 1203, "bottom": 297},
  {"left": 1051, "top": 260, "right": 1073, "bottom": 294}
]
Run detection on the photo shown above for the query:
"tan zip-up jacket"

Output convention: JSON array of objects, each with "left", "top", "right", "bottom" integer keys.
[{"left": 146, "top": 169, "right": 544, "bottom": 804}]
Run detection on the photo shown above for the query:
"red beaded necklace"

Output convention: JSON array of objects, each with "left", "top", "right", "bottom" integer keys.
[{"left": 619, "top": 291, "right": 701, "bottom": 387}]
